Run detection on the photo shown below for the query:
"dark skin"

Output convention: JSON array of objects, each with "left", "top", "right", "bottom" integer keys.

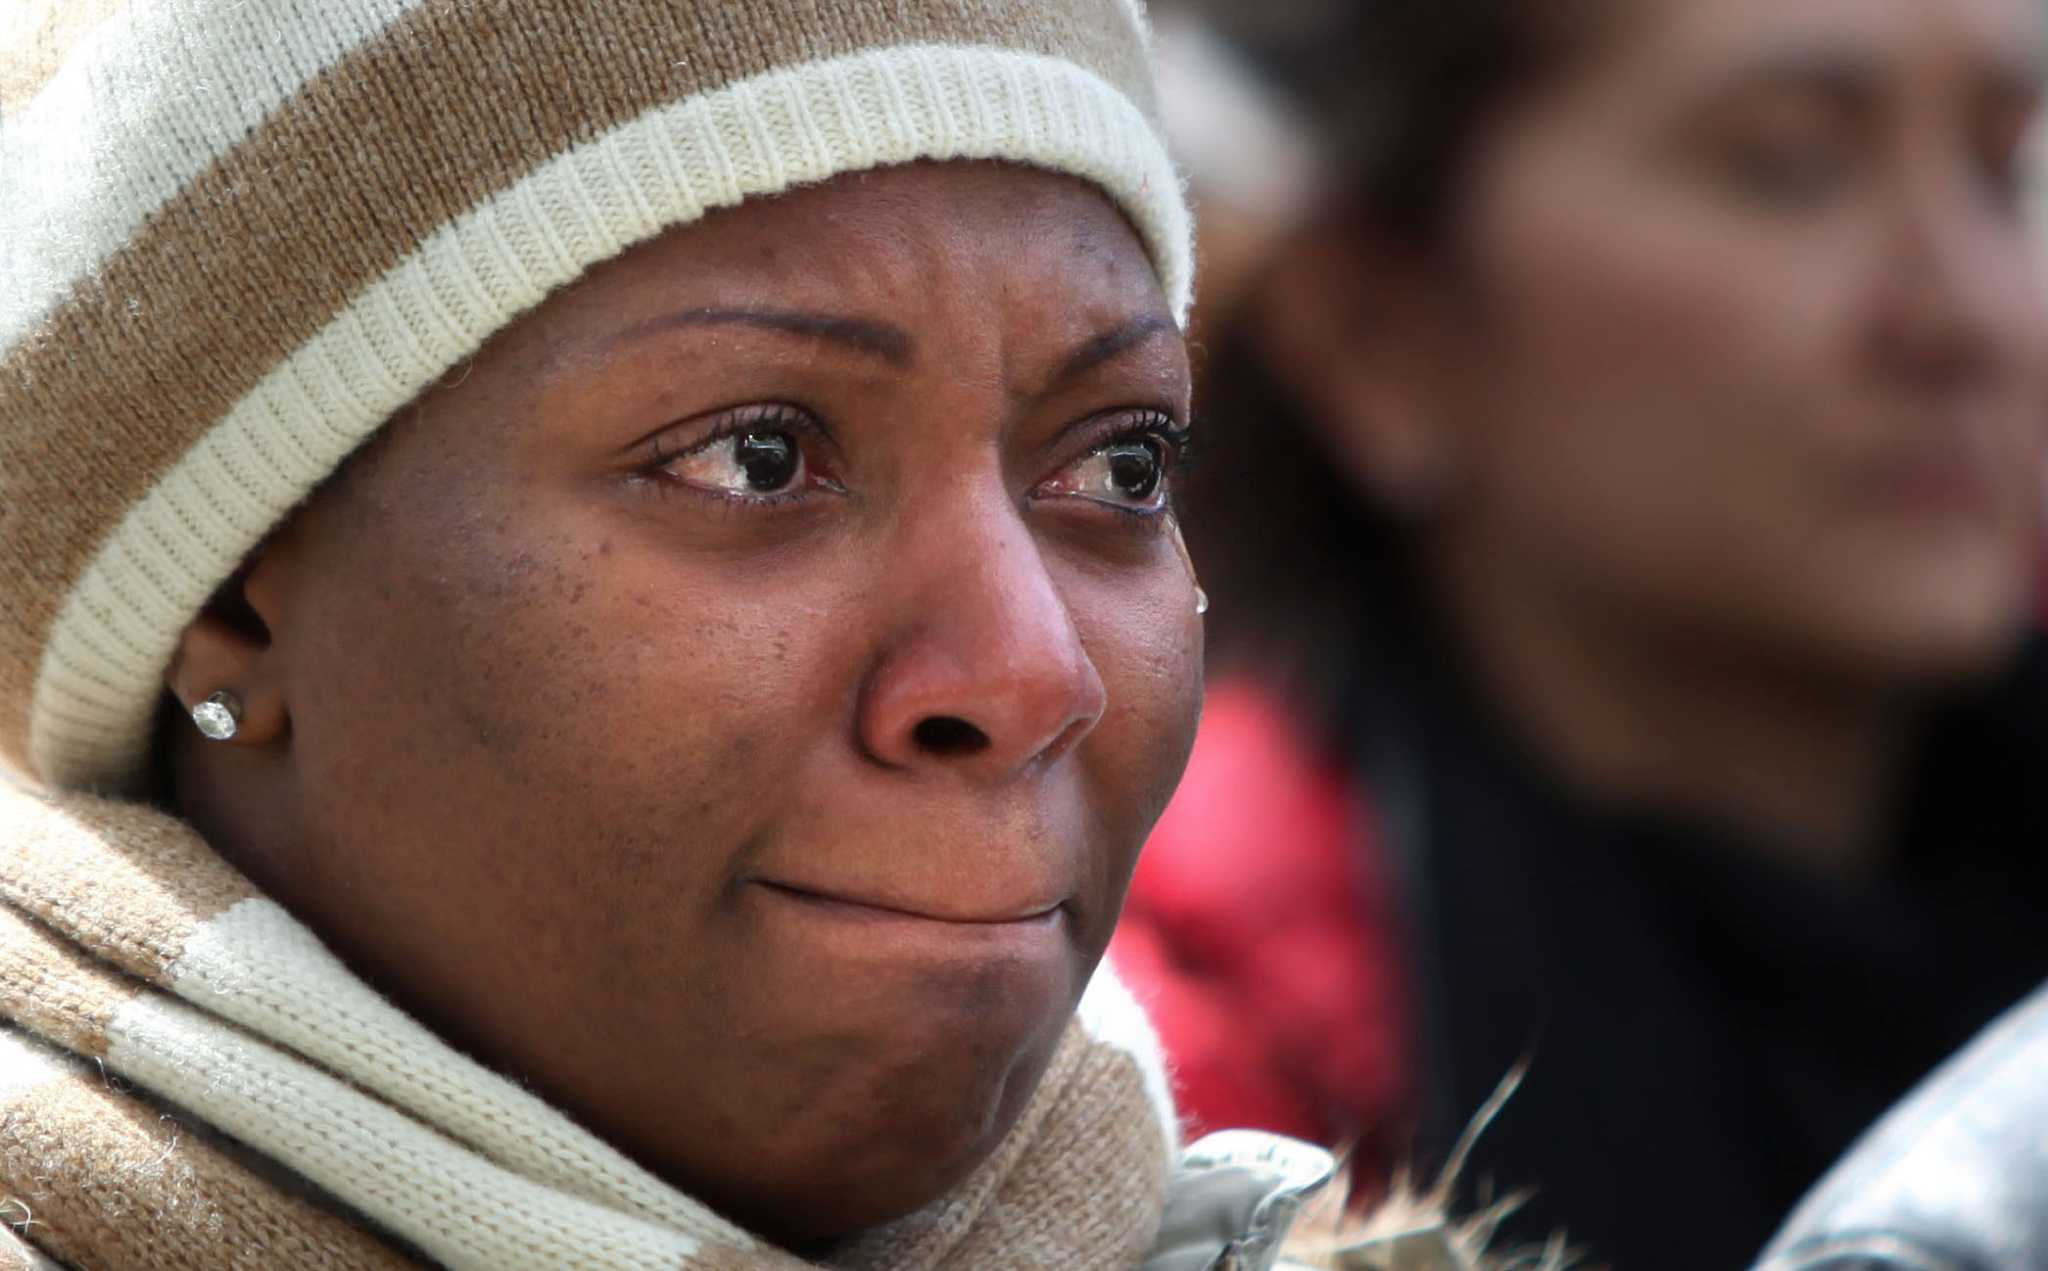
[{"left": 161, "top": 162, "right": 1201, "bottom": 1245}]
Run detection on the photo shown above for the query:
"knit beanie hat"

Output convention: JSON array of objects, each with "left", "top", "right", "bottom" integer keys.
[{"left": 0, "top": 0, "right": 1192, "bottom": 792}]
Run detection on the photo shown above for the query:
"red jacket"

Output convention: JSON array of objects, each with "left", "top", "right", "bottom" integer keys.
[{"left": 1109, "top": 680, "right": 1412, "bottom": 1159}]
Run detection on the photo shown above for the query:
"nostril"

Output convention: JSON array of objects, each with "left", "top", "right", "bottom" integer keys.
[{"left": 912, "top": 715, "right": 991, "bottom": 757}]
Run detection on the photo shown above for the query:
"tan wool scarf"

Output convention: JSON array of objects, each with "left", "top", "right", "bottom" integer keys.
[{"left": 0, "top": 779, "right": 1178, "bottom": 1270}]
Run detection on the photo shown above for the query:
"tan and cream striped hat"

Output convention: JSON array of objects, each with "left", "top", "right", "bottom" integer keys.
[{"left": 0, "top": 0, "right": 1193, "bottom": 792}]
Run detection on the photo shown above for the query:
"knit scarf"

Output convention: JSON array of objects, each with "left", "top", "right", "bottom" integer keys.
[{"left": 0, "top": 779, "right": 1178, "bottom": 1270}]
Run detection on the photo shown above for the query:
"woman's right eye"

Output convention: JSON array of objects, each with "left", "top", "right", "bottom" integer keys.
[
  {"left": 666, "top": 430, "right": 807, "bottom": 496},
  {"left": 1699, "top": 92, "right": 1862, "bottom": 209},
  {"left": 636, "top": 407, "right": 841, "bottom": 504}
]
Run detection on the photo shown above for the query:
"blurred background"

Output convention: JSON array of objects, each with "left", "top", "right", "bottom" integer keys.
[{"left": 1109, "top": 2, "right": 2048, "bottom": 1266}]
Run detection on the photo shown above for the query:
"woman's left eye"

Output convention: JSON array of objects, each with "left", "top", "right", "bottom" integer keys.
[{"left": 1039, "top": 431, "right": 1176, "bottom": 514}]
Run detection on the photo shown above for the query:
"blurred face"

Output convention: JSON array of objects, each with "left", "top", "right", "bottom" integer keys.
[
  {"left": 1426, "top": 0, "right": 2048, "bottom": 682},
  {"left": 184, "top": 163, "right": 1199, "bottom": 1241}
]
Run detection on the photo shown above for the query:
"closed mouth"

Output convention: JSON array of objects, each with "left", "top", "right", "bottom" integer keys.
[{"left": 754, "top": 880, "right": 1065, "bottom": 928}]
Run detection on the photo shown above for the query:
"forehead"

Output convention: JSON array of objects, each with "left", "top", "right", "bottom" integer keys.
[
  {"left": 519, "top": 161, "right": 1169, "bottom": 371},
  {"left": 1608, "top": 0, "right": 2048, "bottom": 83}
]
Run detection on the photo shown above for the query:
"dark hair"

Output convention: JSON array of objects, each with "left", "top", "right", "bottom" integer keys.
[
  {"left": 1334, "top": 3, "right": 1571, "bottom": 245},
  {"left": 1182, "top": 1, "right": 1589, "bottom": 727},
  {"left": 1172, "top": 1, "right": 1580, "bottom": 243}
]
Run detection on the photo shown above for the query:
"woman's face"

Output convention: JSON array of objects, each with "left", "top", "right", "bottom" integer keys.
[
  {"left": 1421, "top": 0, "right": 2048, "bottom": 682},
  {"left": 185, "top": 163, "right": 1198, "bottom": 1240}
]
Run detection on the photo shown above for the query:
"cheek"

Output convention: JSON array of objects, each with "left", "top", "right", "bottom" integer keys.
[
  {"left": 288, "top": 494, "right": 829, "bottom": 935},
  {"left": 465, "top": 532, "right": 840, "bottom": 860},
  {"left": 1457, "top": 177, "right": 1873, "bottom": 595},
  {"left": 1478, "top": 196, "right": 1844, "bottom": 483},
  {"left": 1064, "top": 555, "right": 1205, "bottom": 868}
]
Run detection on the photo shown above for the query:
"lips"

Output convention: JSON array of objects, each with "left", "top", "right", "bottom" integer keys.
[
  {"left": 752, "top": 879, "right": 1067, "bottom": 927},
  {"left": 1847, "top": 415, "right": 2012, "bottom": 522}
]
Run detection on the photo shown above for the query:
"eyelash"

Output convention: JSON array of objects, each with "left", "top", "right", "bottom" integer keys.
[
  {"left": 1052, "top": 409, "right": 1196, "bottom": 528},
  {"left": 632, "top": 403, "right": 830, "bottom": 507},
  {"left": 1104, "top": 410, "right": 1195, "bottom": 466},
  {"left": 629, "top": 405, "right": 1196, "bottom": 524}
]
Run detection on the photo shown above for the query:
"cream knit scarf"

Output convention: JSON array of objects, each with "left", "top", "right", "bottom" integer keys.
[{"left": 0, "top": 780, "right": 1178, "bottom": 1270}]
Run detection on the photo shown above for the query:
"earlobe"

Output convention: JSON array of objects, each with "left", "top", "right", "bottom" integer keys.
[
  {"left": 166, "top": 610, "right": 290, "bottom": 746},
  {"left": 166, "top": 530, "right": 301, "bottom": 749}
]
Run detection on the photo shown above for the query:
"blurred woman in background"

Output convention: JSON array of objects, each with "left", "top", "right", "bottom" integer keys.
[{"left": 1118, "top": 0, "right": 2048, "bottom": 1265}]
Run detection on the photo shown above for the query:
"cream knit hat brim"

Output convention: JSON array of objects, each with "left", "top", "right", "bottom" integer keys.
[{"left": 0, "top": 1, "right": 1191, "bottom": 789}]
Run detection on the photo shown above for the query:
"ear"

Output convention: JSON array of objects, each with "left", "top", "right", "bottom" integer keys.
[
  {"left": 1249, "top": 215, "right": 1461, "bottom": 520},
  {"left": 164, "top": 533, "right": 299, "bottom": 748}
]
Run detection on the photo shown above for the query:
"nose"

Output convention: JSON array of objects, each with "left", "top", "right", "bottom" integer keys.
[
  {"left": 1870, "top": 166, "right": 2044, "bottom": 396},
  {"left": 857, "top": 493, "right": 1108, "bottom": 782}
]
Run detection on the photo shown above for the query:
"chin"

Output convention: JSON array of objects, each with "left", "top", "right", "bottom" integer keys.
[
  {"left": 1825, "top": 559, "right": 2038, "bottom": 687},
  {"left": 708, "top": 1015, "right": 1067, "bottom": 1246},
  {"left": 649, "top": 886, "right": 1099, "bottom": 1244}
]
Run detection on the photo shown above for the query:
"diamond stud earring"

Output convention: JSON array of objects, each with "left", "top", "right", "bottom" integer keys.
[
  {"left": 191, "top": 691, "right": 244, "bottom": 742},
  {"left": 1195, "top": 587, "right": 1210, "bottom": 617}
]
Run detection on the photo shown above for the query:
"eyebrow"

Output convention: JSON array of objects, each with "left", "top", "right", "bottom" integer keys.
[
  {"left": 1698, "top": 50, "right": 1886, "bottom": 110},
  {"left": 605, "top": 306, "right": 916, "bottom": 367},
  {"left": 1694, "top": 46, "right": 2047, "bottom": 110},
  {"left": 600, "top": 304, "right": 1178, "bottom": 393},
  {"left": 1044, "top": 315, "right": 1180, "bottom": 395}
]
